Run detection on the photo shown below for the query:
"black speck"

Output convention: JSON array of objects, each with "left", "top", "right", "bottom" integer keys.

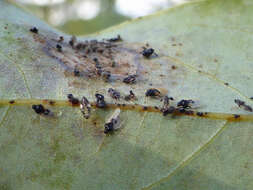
[
  {"left": 234, "top": 114, "right": 240, "bottom": 119},
  {"left": 224, "top": 83, "right": 229, "bottom": 86},
  {"left": 30, "top": 27, "right": 38, "bottom": 34},
  {"left": 197, "top": 112, "right": 204, "bottom": 116},
  {"left": 56, "top": 44, "right": 62, "bottom": 52},
  {"left": 74, "top": 68, "right": 80, "bottom": 76}
]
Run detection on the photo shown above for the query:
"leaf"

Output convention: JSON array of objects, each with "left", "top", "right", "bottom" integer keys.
[{"left": 1, "top": 0, "right": 253, "bottom": 189}]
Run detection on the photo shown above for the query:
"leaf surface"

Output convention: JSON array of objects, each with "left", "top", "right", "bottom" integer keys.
[{"left": 1, "top": 0, "right": 253, "bottom": 189}]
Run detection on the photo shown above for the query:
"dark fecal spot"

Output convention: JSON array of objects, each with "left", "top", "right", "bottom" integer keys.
[
  {"left": 117, "top": 104, "right": 121, "bottom": 107},
  {"left": 30, "top": 27, "right": 38, "bottom": 34},
  {"left": 171, "top": 65, "right": 177, "bottom": 70},
  {"left": 122, "top": 104, "right": 126, "bottom": 107},
  {"left": 197, "top": 112, "right": 204, "bottom": 116},
  {"left": 224, "top": 83, "right": 229, "bottom": 86},
  {"left": 49, "top": 101, "right": 55, "bottom": 105},
  {"left": 234, "top": 114, "right": 240, "bottom": 119},
  {"left": 250, "top": 97, "right": 253, "bottom": 100},
  {"left": 172, "top": 44, "right": 177, "bottom": 46},
  {"left": 154, "top": 106, "right": 159, "bottom": 110},
  {"left": 9, "top": 100, "right": 15, "bottom": 104}
]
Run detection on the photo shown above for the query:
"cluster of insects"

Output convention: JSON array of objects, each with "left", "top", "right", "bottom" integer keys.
[{"left": 28, "top": 26, "right": 251, "bottom": 133}]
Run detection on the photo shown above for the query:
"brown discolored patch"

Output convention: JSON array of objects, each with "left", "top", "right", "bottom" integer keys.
[
  {"left": 214, "top": 58, "right": 218, "bottom": 62},
  {"left": 41, "top": 35, "right": 144, "bottom": 83}
]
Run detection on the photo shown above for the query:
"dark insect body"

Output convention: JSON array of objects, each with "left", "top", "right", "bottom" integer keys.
[
  {"left": 32, "top": 104, "right": 50, "bottom": 115},
  {"left": 124, "top": 90, "right": 137, "bottom": 101},
  {"left": 108, "top": 88, "right": 121, "bottom": 100},
  {"left": 141, "top": 48, "right": 157, "bottom": 58},
  {"left": 234, "top": 99, "right": 253, "bottom": 112},
  {"left": 123, "top": 75, "right": 137, "bottom": 84},
  {"left": 30, "top": 27, "right": 38, "bottom": 34},
  {"left": 145, "top": 88, "right": 161, "bottom": 97},
  {"left": 95, "top": 93, "right": 107, "bottom": 108},
  {"left": 80, "top": 96, "right": 91, "bottom": 119},
  {"left": 177, "top": 99, "right": 194, "bottom": 109},
  {"left": 67, "top": 94, "right": 80, "bottom": 105}
]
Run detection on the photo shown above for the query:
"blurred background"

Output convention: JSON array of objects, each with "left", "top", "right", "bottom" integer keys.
[{"left": 13, "top": 0, "right": 193, "bottom": 36}]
